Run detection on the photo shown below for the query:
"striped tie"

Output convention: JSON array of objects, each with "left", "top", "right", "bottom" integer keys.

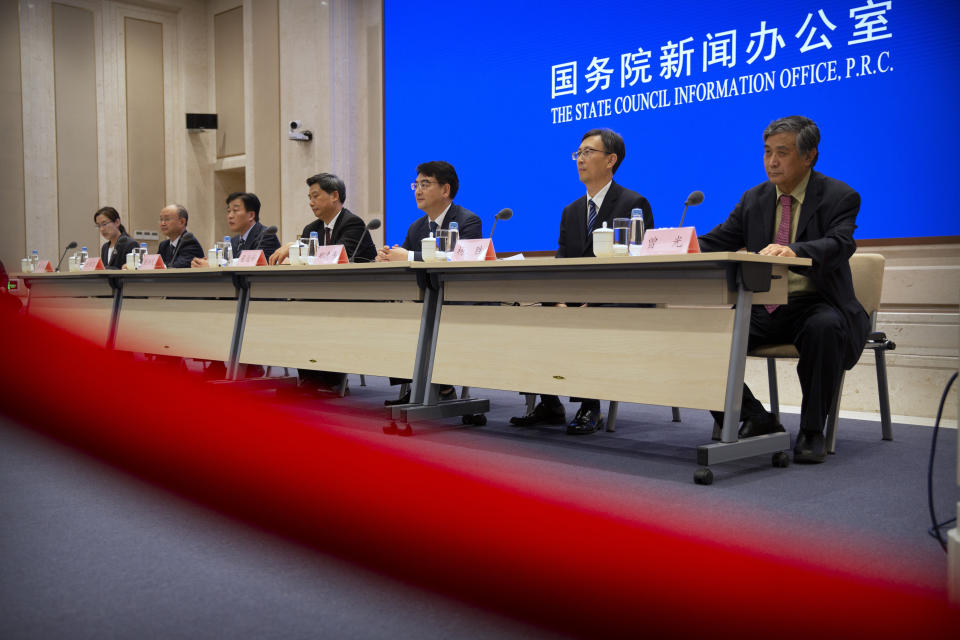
[
  {"left": 765, "top": 194, "right": 793, "bottom": 314},
  {"left": 587, "top": 199, "right": 598, "bottom": 232}
]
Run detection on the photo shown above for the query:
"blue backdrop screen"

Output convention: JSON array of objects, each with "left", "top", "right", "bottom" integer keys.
[{"left": 384, "top": 1, "right": 960, "bottom": 251}]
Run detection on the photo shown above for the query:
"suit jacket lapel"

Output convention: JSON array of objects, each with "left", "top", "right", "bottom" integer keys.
[
  {"left": 756, "top": 182, "right": 776, "bottom": 249},
  {"left": 572, "top": 195, "right": 588, "bottom": 250},
  {"left": 796, "top": 171, "right": 820, "bottom": 240},
  {"left": 598, "top": 182, "right": 621, "bottom": 229}
]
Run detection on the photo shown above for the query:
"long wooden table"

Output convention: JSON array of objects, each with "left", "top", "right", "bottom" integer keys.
[
  {"left": 403, "top": 253, "right": 809, "bottom": 480},
  {"left": 16, "top": 252, "right": 808, "bottom": 482}
]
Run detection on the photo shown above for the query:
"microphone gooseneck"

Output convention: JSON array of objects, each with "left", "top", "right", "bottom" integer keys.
[
  {"left": 350, "top": 218, "right": 381, "bottom": 262},
  {"left": 679, "top": 191, "right": 704, "bottom": 227}
]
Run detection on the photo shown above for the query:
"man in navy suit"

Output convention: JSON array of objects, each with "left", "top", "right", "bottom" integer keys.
[
  {"left": 377, "top": 161, "right": 481, "bottom": 404},
  {"left": 698, "top": 115, "right": 870, "bottom": 463},
  {"left": 158, "top": 204, "right": 204, "bottom": 268},
  {"left": 191, "top": 192, "right": 280, "bottom": 267},
  {"left": 376, "top": 161, "right": 481, "bottom": 262},
  {"left": 511, "top": 128, "right": 653, "bottom": 435},
  {"left": 269, "top": 173, "right": 377, "bottom": 265}
]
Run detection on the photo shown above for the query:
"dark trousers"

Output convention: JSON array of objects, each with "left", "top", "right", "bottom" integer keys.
[
  {"left": 537, "top": 395, "right": 599, "bottom": 412},
  {"left": 737, "top": 293, "right": 848, "bottom": 435}
]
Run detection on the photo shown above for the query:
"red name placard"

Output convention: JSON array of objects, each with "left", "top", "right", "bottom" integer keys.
[
  {"left": 450, "top": 238, "right": 497, "bottom": 262},
  {"left": 636, "top": 227, "right": 700, "bottom": 255},
  {"left": 34, "top": 260, "right": 54, "bottom": 272},
  {"left": 139, "top": 254, "right": 166, "bottom": 270},
  {"left": 81, "top": 258, "right": 105, "bottom": 271},
  {"left": 310, "top": 245, "right": 348, "bottom": 265},
  {"left": 237, "top": 250, "right": 267, "bottom": 266}
]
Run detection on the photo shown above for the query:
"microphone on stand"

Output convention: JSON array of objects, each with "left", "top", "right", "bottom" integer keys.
[
  {"left": 489, "top": 208, "right": 513, "bottom": 240},
  {"left": 55, "top": 241, "right": 78, "bottom": 272},
  {"left": 252, "top": 225, "right": 278, "bottom": 252},
  {"left": 679, "top": 191, "right": 704, "bottom": 227},
  {"left": 350, "top": 218, "right": 381, "bottom": 262}
]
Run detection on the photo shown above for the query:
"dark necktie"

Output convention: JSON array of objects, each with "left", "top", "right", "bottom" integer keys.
[
  {"left": 429, "top": 220, "right": 438, "bottom": 236},
  {"left": 324, "top": 227, "right": 332, "bottom": 245},
  {"left": 587, "top": 199, "right": 598, "bottom": 232},
  {"left": 765, "top": 194, "right": 793, "bottom": 314},
  {"left": 237, "top": 237, "right": 245, "bottom": 253}
]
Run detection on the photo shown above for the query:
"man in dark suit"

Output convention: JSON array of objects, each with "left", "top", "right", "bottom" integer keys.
[
  {"left": 376, "top": 160, "right": 482, "bottom": 262},
  {"left": 377, "top": 160, "right": 482, "bottom": 404},
  {"left": 158, "top": 204, "right": 204, "bottom": 268},
  {"left": 511, "top": 128, "right": 653, "bottom": 435},
  {"left": 191, "top": 192, "right": 280, "bottom": 267},
  {"left": 269, "top": 173, "right": 376, "bottom": 394},
  {"left": 698, "top": 115, "right": 870, "bottom": 463},
  {"left": 269, "top": 173, "right": 377, "bottom": 265}
]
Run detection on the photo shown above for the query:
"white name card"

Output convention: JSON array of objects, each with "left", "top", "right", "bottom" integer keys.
[
  {"left": 237, "top": 250, "right": 267, "bottom": 266},
  {"left": 310, "top": 245, "right": 348, "bottom": 264},
  {"left": 449, "top": 238, "right": 496, "bottom": 262},
  {"left": 636, "top": 227, "right": 700, "bottom": 255},
  {"left": 139, "top": 254, "right": 166, "bottom": 270},
  {"left": 81, "top": 258, "right": 105, "bottom": 271}
]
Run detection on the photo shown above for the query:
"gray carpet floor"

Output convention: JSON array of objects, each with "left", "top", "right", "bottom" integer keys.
[{"left": 1, "top": 373, "right": 956, "bottom": 638}]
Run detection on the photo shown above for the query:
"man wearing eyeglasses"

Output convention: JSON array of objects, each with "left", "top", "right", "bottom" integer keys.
[
  {"left": 376, "top": 160, "right": 481, "bottom": 262},
  {"left": 157, "top": 204, "right": 204, "bottom": 268},
  {"left": 511, "top": 128, "right": 654, "bottom": 435},
  {"left": 377, "top": 160, "right": 481, "bottom": 405}
]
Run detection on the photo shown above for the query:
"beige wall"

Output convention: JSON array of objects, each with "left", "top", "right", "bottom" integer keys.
[
  {"left": 0, "top": 2, "right": 26, "bottom": 269},
  {"left": 53, "top": 3, "right": 99, "bottom": 254},
  {"left": 214, "top": 6, "right": 244, "bottom": 160},
  {"left": 124, "top": 17, "right": 165, "bottom": 253}
]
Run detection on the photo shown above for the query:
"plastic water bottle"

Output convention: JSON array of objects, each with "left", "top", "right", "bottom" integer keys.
[
  {"left": 223, "top": 236, "right": 233, "bottom": 266},
  {"left": 446, "top": 221, "right": 459, "bottom": 260},
  {"left": 30, "top": 249, "right": 39, "bottom": 271},
  {"left": 629, "top": 208, "right": 645, "bottom": 256},
  {"left": 308, "top": 231, "right": 319, "bottom": 259},
  {"left": 80, "top": 246, "right": 89, "bottom": 264},
  {"left": 138, "top": 242, "right": 148, "bottom": 268}
]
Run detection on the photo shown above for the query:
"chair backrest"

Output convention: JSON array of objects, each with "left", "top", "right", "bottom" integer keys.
[{"left": 849, "top": 252, "right": 885, "bottom": 316}]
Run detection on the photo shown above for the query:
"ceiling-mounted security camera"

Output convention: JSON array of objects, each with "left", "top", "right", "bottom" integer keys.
[{"left": 289, "top": 120, "right": 312, "bottom": 142}]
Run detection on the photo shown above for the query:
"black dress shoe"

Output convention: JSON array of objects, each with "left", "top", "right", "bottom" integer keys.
[
  {"left": 384, "top": 390, "right": 411, "bottom": 406},
  {"left": 738, "top": 414, "right": 785, "bottom": 439},
  {"left": 566, "top": 406, "right": 603, "bottom": 435},
  {"left": 510, "top": 402, "right": 566, "bottom": 427},
  {"left": 438, "top": 386, "right": 457, "bottom": 402},
  {"left": 793, "top": 430, "right": 827, "bottom": 463}
]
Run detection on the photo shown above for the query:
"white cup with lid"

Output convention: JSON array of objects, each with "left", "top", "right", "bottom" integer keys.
[{"left": 592, "top": 221, "right": 614, "bottom": 257}]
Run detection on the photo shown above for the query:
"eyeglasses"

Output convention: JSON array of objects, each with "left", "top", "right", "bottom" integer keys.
[
  {"left": 410, "top": 180, "right": 438, "bottom": 191},
  {"left": 94, "top": 221, "right": 115, "bottom": 229},
  {"left": 571, "top": 147, "right": 611, "bottom": 161},
  {"left": 158, "top": 217, "right": 177, "bottom": 223}
]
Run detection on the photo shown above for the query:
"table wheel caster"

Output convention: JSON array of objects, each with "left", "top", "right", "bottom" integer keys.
[
  {"left": 772, "top": 451, "right": 790, "bottom": 468},
  {"left": 693, "top": 467, "right": 714, "bottom": 485}
]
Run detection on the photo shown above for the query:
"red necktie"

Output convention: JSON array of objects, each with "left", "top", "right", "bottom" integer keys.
[
  {"left": 765, "top": 194, "right": 793, "bottom": 314},
  {"left": 324, "top": 227, "right": 332, "bottom": 245}
]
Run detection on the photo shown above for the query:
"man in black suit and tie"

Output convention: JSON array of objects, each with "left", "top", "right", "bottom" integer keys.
[
  {"left": 511, "top": 128, "right": 653, "bottom": 435},
  {"left": 191, "top": 192, "right": 280, "bottom": 267},
  {"left": 698, "top": 115, "right": 870, "bottom": 463},
  {"left": 376, "top": 161, "right": 481, "bottom": 262},
  {"left": 157, "top": 204, "right": 204, "bottom": 268},
  {"left": 269, "top": 173, "right": 377, "bottom": 265}
]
